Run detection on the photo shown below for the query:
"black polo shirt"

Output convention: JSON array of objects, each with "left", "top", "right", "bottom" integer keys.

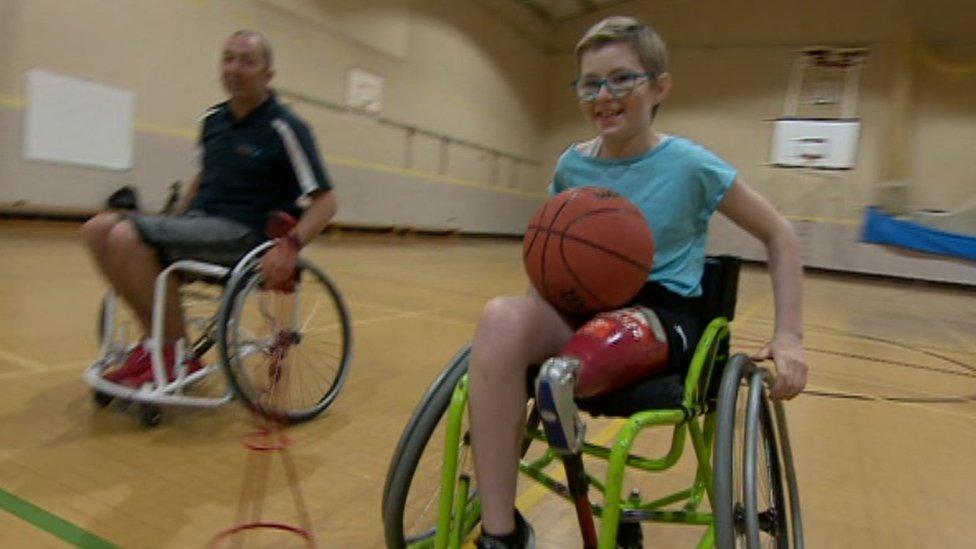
[{"left": 191, "top": 93, "right": 332, "bottom": 234}]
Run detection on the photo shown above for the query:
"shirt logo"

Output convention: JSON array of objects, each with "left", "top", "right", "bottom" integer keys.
[
  {"left": 674, "top": 325, "right": 688, "bottom": 352},
  {"left": 235, "top": 143, "right": 262, "bottom": 158}
]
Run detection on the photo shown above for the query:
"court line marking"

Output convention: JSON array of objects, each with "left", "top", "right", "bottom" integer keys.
[
  {"left": 349, "top": 307, "right": 451, "bottom": 328},
  {"left": 742, "top": 315, "right": 976, "bottom": 358},
  {"left": 936, "top": 317, "right": 976, "bottom": 355},
  {"left": 0, "top": 488, "right": 118, "bottom": 548},
  {"left": 805, "top": 379, "right": 976, "bottom": 422},
  {"left": 0, "top": 361, "right": 89, "bottom": 380},
  {"left": 0, "top": 349, "right": 47, "bottom": 372}
]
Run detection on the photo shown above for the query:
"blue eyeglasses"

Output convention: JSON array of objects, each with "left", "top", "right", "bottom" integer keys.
[{"left": 572, "top": 71, "right": 654, "bottom": 102}]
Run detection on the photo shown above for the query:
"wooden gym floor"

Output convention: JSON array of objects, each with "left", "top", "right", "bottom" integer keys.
[{"left": 0, "top": 220, "right": 973, "bottom": 548}]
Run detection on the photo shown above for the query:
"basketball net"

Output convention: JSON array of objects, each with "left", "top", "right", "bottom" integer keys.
[
  {"left": 783, "top": 47, "right": 868, "bottom": 120},
  {"left": 211, "top": 291, "right": 316, "bottom": 548}
]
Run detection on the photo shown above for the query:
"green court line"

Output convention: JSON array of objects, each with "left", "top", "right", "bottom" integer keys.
[{"left": 0, "top": 488, "right": 118, "bottom": 548}]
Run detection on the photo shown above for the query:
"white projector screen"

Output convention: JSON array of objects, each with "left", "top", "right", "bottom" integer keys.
[{"left": 24, "top": 68, "right": 135, "bottom": 171}]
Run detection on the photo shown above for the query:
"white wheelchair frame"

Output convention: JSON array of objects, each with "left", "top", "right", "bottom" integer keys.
[{"left": 83, "top": 240, "right": 351, "bottom": 425}]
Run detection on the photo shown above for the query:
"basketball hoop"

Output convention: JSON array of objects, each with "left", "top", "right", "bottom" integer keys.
[{"left": 802, "top": 47, "right": 867, "bottom": 70}]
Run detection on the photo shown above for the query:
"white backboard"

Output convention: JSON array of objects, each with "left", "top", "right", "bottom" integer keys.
[{"left": 770, "top": 118, "right": 861, "bottom": 169}]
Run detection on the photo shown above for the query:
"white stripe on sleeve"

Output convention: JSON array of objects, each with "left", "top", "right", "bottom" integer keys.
[{"left": 271, "top": 118, "right": 318, "bottom": 195}]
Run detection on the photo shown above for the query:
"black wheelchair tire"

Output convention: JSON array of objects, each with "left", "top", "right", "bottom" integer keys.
[
  {"left": 713, "top": 354, "right": 791, "bottom": 549},
  {"left": 382, "top": 346, "right": 540, "bottom": 548},
  {"left": 382, "top": 346, "right": 473, "bottom": 549}
]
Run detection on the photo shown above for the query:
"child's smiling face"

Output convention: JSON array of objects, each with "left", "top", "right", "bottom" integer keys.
[{"left": 578, "top": 42, "right": 664, "bottom": 147}]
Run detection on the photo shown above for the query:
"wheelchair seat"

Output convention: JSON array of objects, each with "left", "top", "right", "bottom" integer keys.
[{"left": 577, "top": 372, "right": 685, "bottom": 417}]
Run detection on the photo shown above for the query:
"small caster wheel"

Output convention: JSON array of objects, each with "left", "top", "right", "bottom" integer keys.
[
  {"left": 616, "top": 521, "right": 643, "bottom": 549},
  {"left": 93, "top": 391, "right": 113, "bottom": 408},
  {"left": 140, "top": 405, "right": 162, "bottom": 427}
]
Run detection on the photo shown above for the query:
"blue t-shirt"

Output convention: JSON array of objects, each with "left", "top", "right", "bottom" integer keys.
[{"left": 550, "top": 136, "right": 737, "bottom": 297}]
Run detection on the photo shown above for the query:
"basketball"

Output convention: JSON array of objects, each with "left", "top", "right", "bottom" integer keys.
[{"left": 523, "top": 186, "right": 654, "bottom": 315}]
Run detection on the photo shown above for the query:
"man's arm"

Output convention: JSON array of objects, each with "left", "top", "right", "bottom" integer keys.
[
  {"left": 260, "top": 189, "right": 338, "bottom": 290},
  {"left": 173, "top": 173, "right": 202, "bottom": 215},
  {"left": 290, "top": 189, "right": 338, "bottom": 246}
]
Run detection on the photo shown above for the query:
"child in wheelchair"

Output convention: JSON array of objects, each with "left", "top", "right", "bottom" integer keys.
[{"left": 468, "top": 16, "right": 806, "bottom": 549}]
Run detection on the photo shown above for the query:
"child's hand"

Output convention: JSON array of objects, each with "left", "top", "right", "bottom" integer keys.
[
  {"left": 261, "top": 235, "right": 300, "bottom": 292},
  {"left": 751, "top": 333, "right": 806, "bottom": 400}
]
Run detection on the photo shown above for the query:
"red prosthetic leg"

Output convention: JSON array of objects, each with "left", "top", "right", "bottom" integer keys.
[
  {"left": 534, "top": 307, "right": 670, "bottom": 549},
  {"left": 564, "top": 306, "right": 670, "bottom": 398}
]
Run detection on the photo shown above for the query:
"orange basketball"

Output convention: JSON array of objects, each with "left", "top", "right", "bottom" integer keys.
[{"left": 523, "top": 187, "right": 654, "bottom": 316}]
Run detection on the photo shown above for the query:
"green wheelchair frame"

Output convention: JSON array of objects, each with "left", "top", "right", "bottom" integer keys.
[{"left": 384, "top": 272, "right": 803, "bottom": 549}]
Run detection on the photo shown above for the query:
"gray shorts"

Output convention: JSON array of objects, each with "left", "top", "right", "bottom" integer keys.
[{"left": 128, "top": 211, "right": 263, "bottom": 266}]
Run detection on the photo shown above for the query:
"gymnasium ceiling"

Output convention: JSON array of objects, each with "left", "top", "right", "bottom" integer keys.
[
  {"left": 515, "top": 0, "right": 636, "bottom": 23},
  {"left": 483, "top": 0, "right": 976, "bottom": 51}
]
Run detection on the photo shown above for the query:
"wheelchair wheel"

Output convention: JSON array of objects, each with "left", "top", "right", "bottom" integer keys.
[
  {"left": 714, "top": 354, "right": 801, "bottom": 548},
  {"left": 382, "top": 346, "right": 540, "bottom": 548},
  {"left": 217, "top": 257, "right": 352, "bottom": 425}
]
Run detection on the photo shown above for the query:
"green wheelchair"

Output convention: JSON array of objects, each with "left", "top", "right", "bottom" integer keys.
[{"left": 383, "top": 256, "right": 803, "bottom": 548}]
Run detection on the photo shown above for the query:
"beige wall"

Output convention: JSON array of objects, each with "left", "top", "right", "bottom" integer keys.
[
  {"left": 1, "top": 0, "right": 974, "bottom": 250},
  {"left": 0, "top": 0, "right": 550, "bottom": 232},
  {"left": 542, "top": 0, "right": 976, "bottom": 221},
  {"left": 537, "top": 0, "right": 976, "bottom": 281},
  {"left": 910, "top": 44, "right": 976, "bottom": 211}
]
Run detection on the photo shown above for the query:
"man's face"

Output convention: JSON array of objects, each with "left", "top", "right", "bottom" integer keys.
[{"left": 220, "top": 34, "right": 273, "bottom": 101}]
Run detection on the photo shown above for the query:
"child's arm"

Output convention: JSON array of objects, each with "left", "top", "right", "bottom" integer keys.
[{"left": 718, "top": 180, "right": 807, "bottom": 400}]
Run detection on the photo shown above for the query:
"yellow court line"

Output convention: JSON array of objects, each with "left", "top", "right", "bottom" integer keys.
[
  {"left": 786, "top": 215, "right": 861, "bottom": 226},
  {"left": 349, "top": 307, "right": 450, "bottom": 328},
  {"left": 0, "top": 360, "right": 89, "bottom": 380},
  {"left": 324, "top": 153, "right": 545, "bottom": 199},
  {"left": 0, "top": 94, "right": 25, "bottom": 108},
  {"left": 417, "top": 314, "right": 476, "bottom": 329},
  {"left": 133, "top": 121, "right": 196, "bottom": 140},
  {"left": 936, "top": 317, "right": 976, "bottom": 355},
  {"left": 0, "top": 92, "right": 545, "bottom": 201},
  {"left": 731, "top": 292, "right": 774, "bottom": 325},
  {"left": 0, "top": 349, "right": 47, "bottom": 372}
]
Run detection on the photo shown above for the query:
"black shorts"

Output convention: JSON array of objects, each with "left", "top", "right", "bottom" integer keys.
[
  {"left": 128, "top": 211, "right": 263, "bottom": 266},
  {"left": 627, "top": 282, "right": 704, "bottom": 376}
]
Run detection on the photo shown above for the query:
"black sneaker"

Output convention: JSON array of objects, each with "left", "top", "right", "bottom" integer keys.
[{"left": 475, "top": 510, "right": 536, "bottom": 549}]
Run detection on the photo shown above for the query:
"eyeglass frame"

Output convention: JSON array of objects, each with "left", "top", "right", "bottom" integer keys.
[{"left": 571, "top": 71, "right": 656, "bottom": 102}]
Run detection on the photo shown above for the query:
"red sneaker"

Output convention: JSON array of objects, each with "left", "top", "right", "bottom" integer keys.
[
  {"left": 130, "top": 344, "right": 204, "bottom": 387},
  {"left": 102, "top": 342, "right": 151, "bottom": 384}
]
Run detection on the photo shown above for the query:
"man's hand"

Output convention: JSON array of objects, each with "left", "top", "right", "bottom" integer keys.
[
  {"left": 751, "top": 333, "right": 807, "bottom": 400},
  {"left": 261, "top": 234, "right": 301, "bottom": 292}
]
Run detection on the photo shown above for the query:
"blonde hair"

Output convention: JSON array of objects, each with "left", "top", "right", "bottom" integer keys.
[
  {"left": 575, "top": 17, "right": 669, "bottom": 117},
  {"left": 575, "top": 16, "right": 668, "bottom": 77}
]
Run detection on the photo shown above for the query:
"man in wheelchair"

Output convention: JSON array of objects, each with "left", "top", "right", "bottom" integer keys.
[
  {"left": 467, "top": 17, "right": 806, "bottom": 549},
  {"left": 80, "top": 30, "right": 337, "bottom": 389}
]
